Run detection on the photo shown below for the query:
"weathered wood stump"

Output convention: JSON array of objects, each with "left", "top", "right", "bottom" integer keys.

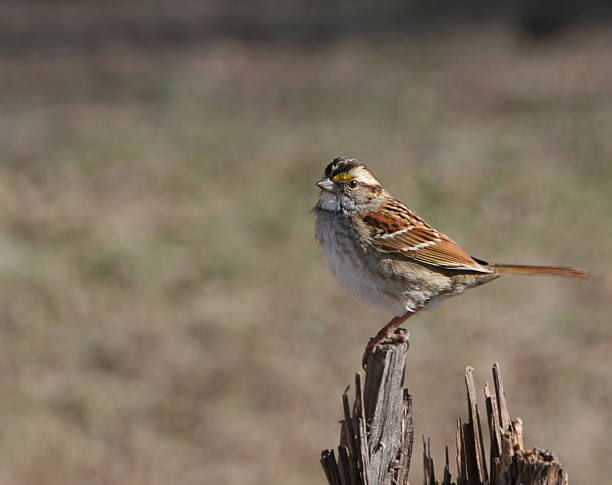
[
  {"left": 321, "top": 332, "right": 568, "bottom": 485},
  {"left": 321, "top": 330, "right": 412, "bottom": 485}
]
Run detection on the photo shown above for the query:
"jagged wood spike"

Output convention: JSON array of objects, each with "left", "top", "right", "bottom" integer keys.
[
  {"left": 456, "top": 418, "right": 467, "bottom": 484},
  {"left": 423, "top": 436, "right": 435, "bottom": 485},
  {"left": 354, "top": 373, "right": 370, "bottom": 485},
  {"left": 342, "top": 390, "right": 361, "bottom": 482},
  {"left": 338, "top": 445, "right": 352, "bottom": 485},
  {"left": 464, "top": 367, "right": 487, "bottom": 485},
  {"left": 492, "top": 363, "right": 510, "bottom": 433},
  {"left": 484, "top": 382, "right": 502, "bottom": 458},
  {"left": 442, "top": 445, "right": 452, "bottom": 485},
  {"left": 475, "top": 404, "right": 489, "bottom": 485},
  {"left": 395, "top": 389, "right": 414, "bottom": 485},
  {"left": 321, "top": 449, "right": 342, "bottom": 485},
  {"left": 484, "top": 382, "right": 502, "bottom": 484}
]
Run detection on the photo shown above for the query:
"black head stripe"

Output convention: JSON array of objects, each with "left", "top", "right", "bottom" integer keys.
[{"left": 324, "top": 157, "right": 364, "bottom": 178}]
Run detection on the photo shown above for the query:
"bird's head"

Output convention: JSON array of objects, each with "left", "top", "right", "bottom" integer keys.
[{"left": 316, "top": 157, "right": 383, "bottom": 212}]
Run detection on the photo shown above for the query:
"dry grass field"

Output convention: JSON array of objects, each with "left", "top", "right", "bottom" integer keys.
[{"left": 0, "top": 25, "right": 611, "bottom": 485}]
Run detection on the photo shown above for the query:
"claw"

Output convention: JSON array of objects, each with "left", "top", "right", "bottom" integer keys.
[{"left": 362, "top": 329, "right": 410, "bottom": 369}]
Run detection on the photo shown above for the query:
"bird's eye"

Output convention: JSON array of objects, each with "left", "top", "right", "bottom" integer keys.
[{"left": 348, "top": 179, "right": 358, "bottom": 189}]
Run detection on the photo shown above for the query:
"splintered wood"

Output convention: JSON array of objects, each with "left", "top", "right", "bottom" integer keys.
[
  {"left": 321, "top": 336, "right": 413, "bottom": 485},
  {"left": 321, "top": 339, "right": 569, "bottom": 485},
  {"left": 446, "top": 364, "right": 568, "bottom": 485}
]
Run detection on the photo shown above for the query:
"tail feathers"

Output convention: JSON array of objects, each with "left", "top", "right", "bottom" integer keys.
[{"left": 490, "top": 264, "right": 589, "bottom": 280}]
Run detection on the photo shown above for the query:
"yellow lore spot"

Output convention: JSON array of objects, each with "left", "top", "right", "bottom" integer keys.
[{"left": 332, "top": 173, "right": 354, "bottom": 182}]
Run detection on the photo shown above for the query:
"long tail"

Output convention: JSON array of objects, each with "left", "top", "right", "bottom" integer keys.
[{"left": 490, "top": 264, "right": 589, "bottom": 280}]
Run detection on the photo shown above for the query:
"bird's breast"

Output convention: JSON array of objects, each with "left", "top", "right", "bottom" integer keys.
[{"left": 315, "top": 210, "right": 426, "bottom": 315}]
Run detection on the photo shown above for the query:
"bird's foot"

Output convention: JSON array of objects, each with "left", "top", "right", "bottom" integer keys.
[{"left": 362, "top": 328, "right": 410, "bottom": 370}]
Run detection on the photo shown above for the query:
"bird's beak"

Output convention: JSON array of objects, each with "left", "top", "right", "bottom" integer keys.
[{"left": 316, "top": 177, "right": 336, "bottom": 192}]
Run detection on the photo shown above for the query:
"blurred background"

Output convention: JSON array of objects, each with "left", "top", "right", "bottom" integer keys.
[{"left": 1, "top": 1, "right": 612, "bottom": 484}]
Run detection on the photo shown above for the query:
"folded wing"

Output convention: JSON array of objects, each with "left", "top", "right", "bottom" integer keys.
[{"left": 361, "top": 202, "right": 492, "bottom": 273}]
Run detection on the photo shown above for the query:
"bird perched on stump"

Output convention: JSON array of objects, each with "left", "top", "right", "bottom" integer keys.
[{"left": 313, "top": 157, "right": 589, "bottom": 368}]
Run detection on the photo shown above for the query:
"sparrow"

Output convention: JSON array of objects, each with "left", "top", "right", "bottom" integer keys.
[{"left": 313, "top": 157, "right": 589, "bottom": 368}]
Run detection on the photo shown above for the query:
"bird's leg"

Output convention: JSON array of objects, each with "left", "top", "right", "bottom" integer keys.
[{"left": 362, "top": 307, "right": 423, "bottom": 369}]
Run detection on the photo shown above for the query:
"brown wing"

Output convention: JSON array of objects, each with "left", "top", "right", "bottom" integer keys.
[{"left": 361, "top": 201, "right": 492, "bottom": 273}]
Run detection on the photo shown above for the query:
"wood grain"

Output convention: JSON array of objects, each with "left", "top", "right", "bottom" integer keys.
[{"left": 321, "top": 337, "right": 569, "bottom": 485}]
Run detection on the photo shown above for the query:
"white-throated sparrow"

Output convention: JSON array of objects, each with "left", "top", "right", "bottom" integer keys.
[{"left": 313, "top": 157, "right": 588, "bottom": 368}]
